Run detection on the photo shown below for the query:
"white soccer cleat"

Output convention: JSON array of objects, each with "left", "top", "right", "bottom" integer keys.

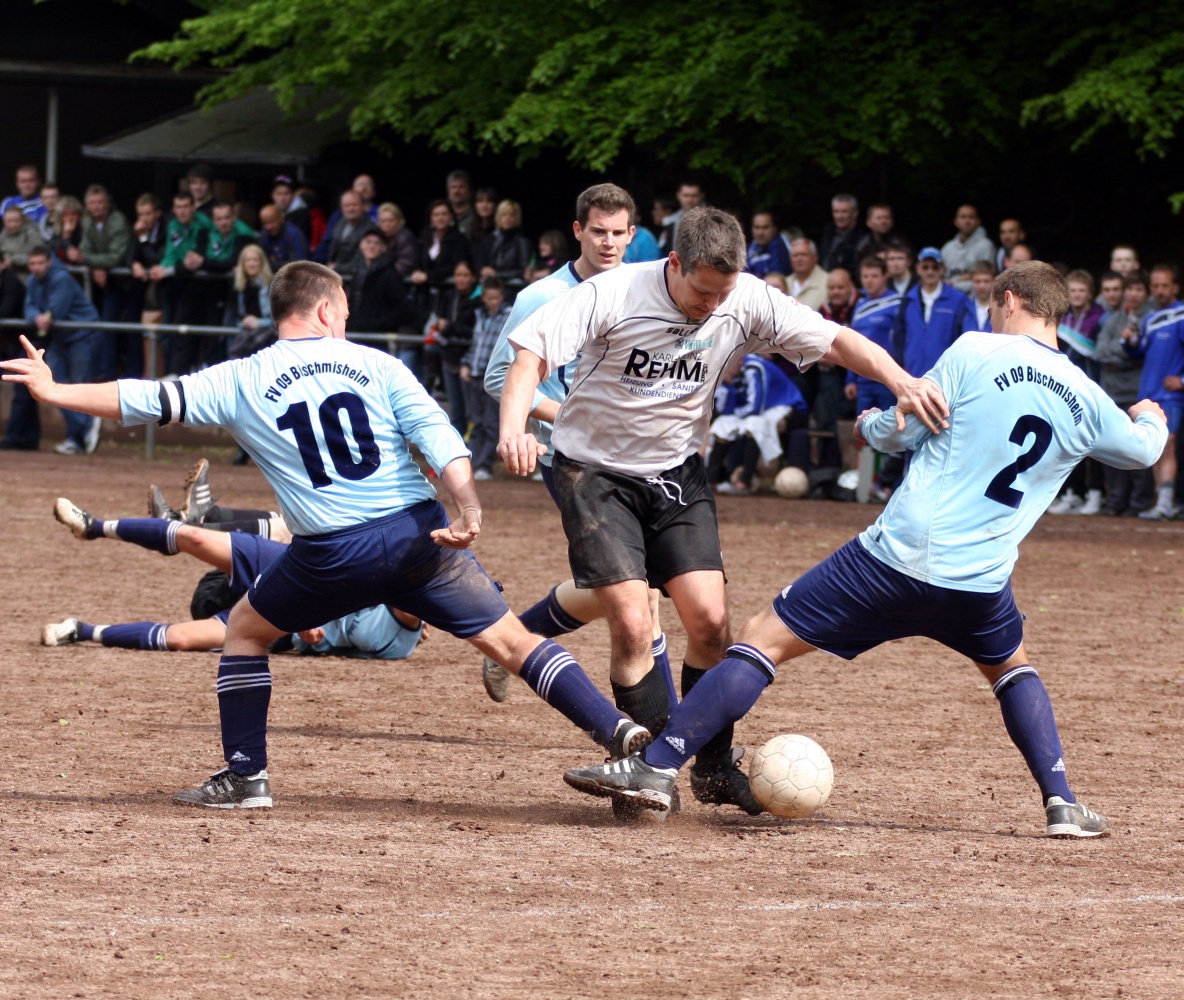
[
  {"left": 53, "top": 497, "right": 96, "bottom": 539},
  {"left": 42, "top": 618, "right": 81, "bottom": 646}
]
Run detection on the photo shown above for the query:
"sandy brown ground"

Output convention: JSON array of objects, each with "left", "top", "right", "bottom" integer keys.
[{"left": 1, "top": 441, "right": 1182, "bottom": 999}]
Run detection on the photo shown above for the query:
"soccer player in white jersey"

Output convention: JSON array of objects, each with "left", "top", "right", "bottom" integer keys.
[
  {"left": 564, "top": 261, "right": 1167, "bottom": 837},
  {"left": 500, "top": 206, "right": 949, "bottom": 814},
  {"left": 2, "top": 261, "right": 651, "bottom": 809},
  {"left": 482, "top": 184, "right": 676, "bottom": 748}
]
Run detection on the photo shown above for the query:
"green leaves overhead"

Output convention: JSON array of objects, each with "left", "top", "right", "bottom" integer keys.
[{"left": 133, "top": 0, "right": 1184, "bottom": 198}]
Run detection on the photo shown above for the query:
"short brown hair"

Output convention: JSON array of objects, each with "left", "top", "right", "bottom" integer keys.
[
  {"left": 271, "top": 261, "right": 343, "bottom": 325},
  {"left": 674, "top": 206, "right": 747, "bottom": 274},
  {"left": 575, "top": 183, "right": 635, "bottom": 228},
  {"left": 991, "top": 261, "right": 1069, "bottom": 323},
  {"left": 1064, "top": 268, "right": 1095, "bottom": 296}
]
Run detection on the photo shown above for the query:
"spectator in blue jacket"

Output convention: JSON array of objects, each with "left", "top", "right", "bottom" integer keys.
[
  {"left": 845, "top": 256, "right": 903, "bottom": 414},
  {"left": 23, "top": 246, "right": 102, "bottom": 454},
  {"left": 893, "top": 247, "right": 972, "bottom": 377},
  {"left": 1122, "top": 264, "right": 1184, "bottom": 519},
  {"left": 257, "top": 204, "right": 308, "bottom": 270},
  {"left": 745, "top": 211, "right": 793, "bottom": 278}
]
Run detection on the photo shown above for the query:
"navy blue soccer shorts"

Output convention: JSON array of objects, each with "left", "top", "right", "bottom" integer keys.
[
  {"left": 246, "top": 500, "right": 509, "bottom": 638},
  {"left": 771, "top": 538, "right": 1024, "bottom": 666},
  {"left": 228, "top": 533, "right": 287, "bottom": 598}
]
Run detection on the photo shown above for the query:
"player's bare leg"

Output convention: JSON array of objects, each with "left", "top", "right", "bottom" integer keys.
[
  {"left": 976, "top": 645, "right": 1110, "bottom": 838},
  {"left": 173, "top": 524, "right": 234, "bottom": 573}
]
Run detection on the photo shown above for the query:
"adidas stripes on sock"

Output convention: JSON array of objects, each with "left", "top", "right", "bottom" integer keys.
[
  {"left": 646, "top": 646, "right": 774, "bottom": 771},
  {"left": 993, "top": 665, "right": 1074, "bottom": 804},
  {"left": 217, "top": 655, "right": 272, "bottom": 774},
  {"left": 99, "top": 621, "right": 171, "bottom": 650},
  {"left": 518, "top": 639, "right": 624, "bottom": 748}
]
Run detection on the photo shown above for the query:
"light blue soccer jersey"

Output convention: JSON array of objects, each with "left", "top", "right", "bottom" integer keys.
[
  {"left": 118, "top": 337, "right": 470, "bottom": 535},
  {"left": 483, "top": 261, "right": 583, "bottom": 467},
  {"left": 291, "top": 604, "right": 422, "bottom": 660},
  {"left": 858, "top": 331, "right": 1166, "bottom": 592}
]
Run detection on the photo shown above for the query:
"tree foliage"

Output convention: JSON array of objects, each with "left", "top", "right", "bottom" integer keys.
[{"left": 134, "top": 0, "right": 1173, "bottom": 200}]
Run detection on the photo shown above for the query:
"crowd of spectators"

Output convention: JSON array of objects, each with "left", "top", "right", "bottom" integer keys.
[{"left": 1, "top": 165, "right": 1180, "bottom": 523}]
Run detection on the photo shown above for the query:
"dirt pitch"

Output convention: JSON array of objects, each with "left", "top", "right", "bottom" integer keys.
[{"left": 2, "top": 443, "right": 1183, "bottom": 999}]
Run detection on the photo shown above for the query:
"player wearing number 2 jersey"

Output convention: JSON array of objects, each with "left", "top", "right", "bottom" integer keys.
[
  {"left": 564, "top": 261, "right": 1167, "bottom": 838},
  {"left": 1, "top": 261, "right": 651, "bottom": 810}
]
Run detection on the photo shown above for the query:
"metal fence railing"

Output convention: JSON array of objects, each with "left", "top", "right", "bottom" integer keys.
[{"left": 0, "top": 317, "right": 424, "bottom": 460}]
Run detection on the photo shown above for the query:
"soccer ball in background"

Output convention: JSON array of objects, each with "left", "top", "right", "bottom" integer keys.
[
  {"left": 773, "top": 466, "right": 809, "bottom": 499},
  {"left": 748, "top": 733, "right": 834, "bottom": 818}
]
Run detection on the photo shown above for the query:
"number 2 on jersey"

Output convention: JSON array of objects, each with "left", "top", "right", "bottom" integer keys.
[
  {"left": 984, "top": 414, "right": 1052, "bottom": 508},
  {"left": 276, "top": 392, "right": 380, "bottom": 488}
]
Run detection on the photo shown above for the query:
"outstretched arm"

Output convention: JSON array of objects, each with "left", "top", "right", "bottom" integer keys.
[
  {"left": 825, "top": 328, "right": 949, "bottom": 433},
  {"left": 0, "top": 335, "right": 122, "bottom": 419}
]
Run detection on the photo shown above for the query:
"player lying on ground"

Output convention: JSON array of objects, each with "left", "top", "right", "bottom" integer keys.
[
  {"left": 564, "top": 261, "right": 1167, "bottom": 838},
  {"left": 2, "top": 260, "right": 649, "bottom": 812},
  {"left": 501, "top": 206, "right": 949, "bottom": 816},
  {"left": 44, "top": 497, "right": 426, "bottom": 659}
]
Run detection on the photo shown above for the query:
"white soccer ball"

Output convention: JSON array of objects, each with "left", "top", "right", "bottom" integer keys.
[
  {"left": 773, "top": 466, "right": 809, "bottom": 499},
  {"left": 748, "top": 733, "right": 834, "bottom": 818}
]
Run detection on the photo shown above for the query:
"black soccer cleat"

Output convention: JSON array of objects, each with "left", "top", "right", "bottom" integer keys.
[
  {"left": 1045, "top": 796, "right": 1110, "bottom": 838},
  {"left": 690, "top": 747, "right": 764, "bottom": 816},
  {"left": 148, "top": 484, "right": 182, "bottom": 521},
  {"left": 565, "top": 753, "right": 677, "bottom": 813},
  {"left": 173, "top": 767, "right": 272, "bottom": 809},
  {"left": 180, "top": 458, "right": 214, "bottom": 525}
]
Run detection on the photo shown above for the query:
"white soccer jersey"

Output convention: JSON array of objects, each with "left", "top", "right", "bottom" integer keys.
[
  {"left": 859, "top": 331, "right": 1167, "bottom": 592},
  {"left": 509, "top": 260, "right": 841, "bottom": 476},
  {"left": 118, "top": 337, "right": 470, "bottom": 536}
]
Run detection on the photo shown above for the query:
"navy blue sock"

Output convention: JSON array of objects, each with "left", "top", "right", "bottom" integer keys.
[
  {"left": 105, "top": 517, "right": 181, "bottom": 556},
  {"left": 217, "top": 655, "right": 272, "bottom": 774},
  {"left": 647, "top": 646, "right": 774, "bottom": 771},
  {"left": 518, "top": 639, "right": 623, "bottom": 747},
  {"left": 100, "top": 622, "right": 171, "bottom": 650},
  {"left": 993, "top": 666, "right": 1074, "bottom": 804},
  {"left": 681, "top": 662, "right": 735, "bottom": 762},
  {"left": 518, "top": 586, "right": 587, "bottom": 638},
  {"left": 653, "top": 634, "right": 677, "bottom": 712},
  {"left": 77, "top": 621, "right": 96, "bottom": 641}
]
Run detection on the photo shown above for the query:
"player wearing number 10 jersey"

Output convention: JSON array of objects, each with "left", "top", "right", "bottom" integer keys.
[
  {"left": 564, "top": 261, "right": 1166, "bottom": 838},
  {"left": 1, "top": 261, "right": 650, "bottom": 810}
]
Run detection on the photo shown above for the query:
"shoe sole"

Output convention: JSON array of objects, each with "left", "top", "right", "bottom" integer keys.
[
  {"left": 172, "top": 794, "right": 273, "bottom": 809},
  {"left": 1046, "top": 823, "right": 1109, "bottom": 838},
  {"left": 481, "top": 658, "right": 511, "bottom": 703},
  {"left": 562, "top": 772, "right": 671, "bottom": 812}
]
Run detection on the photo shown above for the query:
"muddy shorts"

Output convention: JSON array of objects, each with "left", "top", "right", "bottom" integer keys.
[{"left": 551, "top": 451, "right": 725, "bottom": 590}]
